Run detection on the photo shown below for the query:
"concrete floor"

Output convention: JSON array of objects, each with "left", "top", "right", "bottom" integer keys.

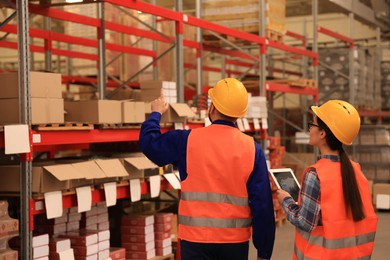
[{"left": 249, "top": 212, "right": 390, "bottom": 259}]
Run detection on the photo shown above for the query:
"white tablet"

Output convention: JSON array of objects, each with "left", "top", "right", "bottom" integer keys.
[{"left": 269, "top": 168, "right": 301, "bottom": 202}]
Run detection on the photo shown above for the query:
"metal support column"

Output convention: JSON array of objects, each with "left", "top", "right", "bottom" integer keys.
[
  {"left": 44, "top": 17, "right": 52, "bottom": 71},
  {"left": 196, "top": 0, "right": 202, "bottom": 94},
  {"left": 259, "top": 0, "right": 266, "bottom": 96},
  {"left": 176, "top": 0, "right": 184, "bottom": 102},
  {"left": 302, "top": 18, "right": 309, "bottom": 152},
  {"left": 348, "top": 12, "right": 355, "bottom": 105},
  {"left": 313, "top": 0, "right": 319, "bottom": 158},
  {"left": 151, "top": 0, "right": 158, "bottom": 80},
  {"left": 97, "top": 2, "right": 107, "bottom": 99},
  {"left": 17, "top": 0, "right": 32, "bottom": 259},
  {"left": 313, "top": 0, "right": 318, "bottom": 96}
]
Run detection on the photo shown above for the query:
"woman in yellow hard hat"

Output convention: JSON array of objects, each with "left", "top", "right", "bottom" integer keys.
[{"left": 277, "top": 100, "right": 378, "bottom": 260}]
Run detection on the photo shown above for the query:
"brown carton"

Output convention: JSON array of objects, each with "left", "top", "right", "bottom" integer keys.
[
  {"left": 122, "top": 101, "right": 145, "bottom": 123},
  {"left": 121, "top": 157, "right": 158, "bottom": 180},
  {"left": 0, "top": 98, "right": 64, "bottom": 124},
  {"left": 64, "top": 100, "right": 122, "bottom": 124},
  {"left": 109, "top": 247, "right": 125, "bottom": 260},
  {"left": 0, "top": 71, "right": 62, "bottom": 99},
  {"left": 161, "top": 103, "right": 195, "bottom": 123},
  {"left": 122, "top": 241, "right": 154, "bottom": 252},
  {"left": 121, "top": 233, "right": 154, "bottom": 244},
  {"left": 121, "top": 215, "right": 154, "bottom": 227}
]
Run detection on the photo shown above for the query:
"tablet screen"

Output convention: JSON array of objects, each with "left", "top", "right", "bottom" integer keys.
[{"left": 269, "top": 168, "right": 301, "bottom": 202}]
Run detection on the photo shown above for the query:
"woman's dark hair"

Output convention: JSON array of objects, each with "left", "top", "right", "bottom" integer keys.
[{"left": 317, "top": 117, "right": 365, "bottom": 221}]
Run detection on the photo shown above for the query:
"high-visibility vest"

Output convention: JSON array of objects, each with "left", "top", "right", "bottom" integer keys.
[
  {"left": 294, "top": 158, "right": 378, "bottom": 260},
  {"left": 178, "top": 124, "right": 255, "bottom": 243}
]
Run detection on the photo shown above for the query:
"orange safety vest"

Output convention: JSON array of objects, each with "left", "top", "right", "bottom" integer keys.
[
  {"left": 178, "top": 124, "right": 255, "bottom": 243},
  {"left": 294, "top": 158, "right": 378, "bottom": 260}
]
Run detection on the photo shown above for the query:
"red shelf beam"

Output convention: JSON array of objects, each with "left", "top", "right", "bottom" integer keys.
[
  {"left": 317, "top": 26, "right": 354, "bottom": 48},
  {"left": 265, "top": 82, "right": 318, "bottom": 102}
]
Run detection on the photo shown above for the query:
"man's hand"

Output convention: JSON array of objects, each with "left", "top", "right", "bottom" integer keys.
[
  {"left": 151, "top": 88, "right": 169, "bottom": 115},
  {"left": 276, "top": 189, "right": 292, "bottom": 204}
]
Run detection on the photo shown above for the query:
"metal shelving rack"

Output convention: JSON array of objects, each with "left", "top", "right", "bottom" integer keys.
[{"left": 0, "top": 0, "right": 323, "bottom": 259}]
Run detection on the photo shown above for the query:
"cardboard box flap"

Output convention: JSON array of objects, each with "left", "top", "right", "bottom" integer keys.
[
  {"left": 124, "top": 157, "right": 158, "bottom": 170},
  {"left": 170, "top": 103, "right": 195, "bottom": 117},
  {"left": 43, "top": 165, "right": 84, "bottom": 181},
  {"left": 95, "top": 159, "right": 128, "bottom": 177},
  {"left": 72, "top": 161, "right": 106, "bottom": 179}
]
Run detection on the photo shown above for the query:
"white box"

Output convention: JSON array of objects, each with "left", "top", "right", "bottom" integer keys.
[{"left": 376, "top": 194, "right": 390, "bottom": 209}]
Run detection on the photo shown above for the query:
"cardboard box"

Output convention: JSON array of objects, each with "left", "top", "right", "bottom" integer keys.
[
  {"left": 49, "top": 238, "right": 71, "bottom": 253},
  {"left": 121, "top": 225, "right": 154, "bottom": 235},
  {"left": 98, "top": 240, "right": 110, "bottom": 251},
  {"left": 154, "top": 213, "right": 173, "bottom": 224},
  {"left": 74, "top": 253, "right": 97, "bottom": 260},
  {"left": 35, "top": 214, "right": 68, "bottom": 225},
  {"left": 0, "top": 71, "right": 62, "bottom": 99},
  {"left": 109, "top": 247, "right": 125, "bottom": 260},
  {"left": 123, "top": 241, "right": 154, "bottom": 252},
  {"left": 160, "top": 103, "right": 195, "bottom": 123},
  {"left": 96, "top": 213, "right": 108, "bottom": 224},
  {"left": 126, "top": 249, "right": 155, "bottom": 260},
  {"left": 33, "top": 245, "right": 49, "bottom": 258},
  {"left": 59, "top": 231, "right": 98, "bottom": 246},
  {"left": 122, "top": 215, "right": 154, "bottom": 227},
  {"left": 81, "top": 215, "right": 98, "bottom": 227},
  {"left": 376, "top": 194, "right": 390, "bottom": 209},
  {"left": 155, "top": 246, "right": 172, "bottom": 256},
  {"left": 98, "top": 249, "right": 109, "bottom": 260},
  {"left": 122, "top": 101, "right": 145, "bottom": 123},
  {"left": 68, "top": 212, "right": 82, "bottom": 223},
  {"left": 154, "top": 223, "right": 172, "bottom": 232},
  {"left": 0, "top": 218, "right": 19, "bottom": 234},
  {"left": 72, "top": 243, "right": 98, "bottom": 256},
  {"left": 0, "top": 250, "right": 18, "bottom": 260},
  {"left": 154, "top": 232, "right": 171, "bottom": 241},
  {"left": 0, "top": 98, "right": 64, "bottom": 124},
  {"left": 64, "top": 100, "right": 122, "bottom": 124},
  {"left": 121, "top": 157, "right": 158, "bottom": 180},
  {"left": 121, "top": 233, "right": 154, "bottom": 244},
  {"left": 155, "top": 238, "right": 171, "bottom": 249},
  {"left": 32, "top": 234, "right": 49, "bottom": 248},
  {"left": 66, "top": 221, "right": 80, "bottom": 232}
]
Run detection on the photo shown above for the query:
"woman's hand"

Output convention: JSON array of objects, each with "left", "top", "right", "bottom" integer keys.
[{"left": 276, "top": 189, "right": 291, "bottom": 204}]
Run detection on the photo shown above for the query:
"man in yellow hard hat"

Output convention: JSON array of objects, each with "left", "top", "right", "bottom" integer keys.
[{"left": 140, "top": 78, "right": 275, "bottom": 260}]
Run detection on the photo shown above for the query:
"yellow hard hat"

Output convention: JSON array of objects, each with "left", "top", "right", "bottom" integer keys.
[
  {"left": 208, "top": 78, "right": 248, "bottom": 118},
  {"left": 311, "top": 100, "right": 360, "bottom": 145}
]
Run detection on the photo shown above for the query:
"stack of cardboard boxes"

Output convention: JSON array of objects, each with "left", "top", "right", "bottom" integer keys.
[
  {"left": 59, "top": 230, "right": 99, "bottom": 260},
  {"left": 32, "top": 234, "right": 49, "bottom": 260},
  {"left": 0, "top": 201, "right": 18, "bottom": 260},
  {"left": 267, "top": 136, "right": 285, "bottom": 168},
  {"left": 154, "top": 213, "right": 174, "bottom": 257},
  {"left": 121, "top": 214, "right": 156, "bottom": 260},
  {"left": 0, "top": 72, "right": 64, "bottom": 124}
]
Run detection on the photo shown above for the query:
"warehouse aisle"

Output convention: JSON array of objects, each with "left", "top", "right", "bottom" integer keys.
[{"left": 249, "top": 212, "right": 390, "bottom": 259}]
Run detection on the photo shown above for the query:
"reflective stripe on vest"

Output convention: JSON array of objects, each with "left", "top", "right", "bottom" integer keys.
[
  {"left": 294, "top": 245, "right": 372, "bottom": 260},
  {"left": 181, "top": 191, "right": 249, "bottom": 207},
  {"left": 179, "top": 215, "right": 252, "bottom": 228},
  {"left": 297, "top": 228, "right": 376, "bottom": 250}
]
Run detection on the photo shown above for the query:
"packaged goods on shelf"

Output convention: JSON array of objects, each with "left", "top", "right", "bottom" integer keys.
[
  {"left": 32, "top": 244, "right": 49, "bottom": 259},
  {"left": 0, "top": 72, "right": 62, "bottom": 99},
  {"left": 140, "top": 80, "right": 177, "bottom": 104},
  {"left": 109, "top": 247, "right": 125, "bottom": 260},
  {"left": 0, "top": 71, "right": 64, "bottom": 124},
  {"left": 0, "top": 163, "right": 96, "bottom": 193},
  {"left": 247, "top": 95, "right": 267, "bottom": 119},
  {"left": 0, "top": 201, "right": 18, "bottom": 260},
  {"left": 120, "top": 156, "right": 159, "bottom": 180},
  {"left": 0, "top": 98, "right": 65, "bottom": 125},
  {"left": 373, "top": 183, "right": 390, "bottom": 210},
  {"left": 154, "top": 213, "right": 173, "bottom": 256},
  {"left": 122, "top": 101, "right": 145, "bottom": 123},
  {"left": 201, "top": 0, "right": 286, "bottom": 34},
  {"left": 121, "top": 214, "right": 156, "bottom": 260},
  {"left": 49, "top": 238, "right": 71, "bottom": 254},
  {"left": 65, "top": 100, "right": 122, "bottom": 124}
]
